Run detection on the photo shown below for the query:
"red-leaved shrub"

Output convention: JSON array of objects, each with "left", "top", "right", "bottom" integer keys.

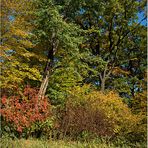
[{"left": 0, "top": 86, "right": 52, "bottom": 134}]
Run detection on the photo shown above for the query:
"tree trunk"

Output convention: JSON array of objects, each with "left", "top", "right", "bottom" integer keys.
[
  {"left": 38, "top": 33, "right": 59, "bottom": 100},
  {"left": 99, "top": 63, "right": 112, "bottom": 93},
  {"left": 101, "top": 78, "right": 105, "bottom": 92},
  {"left": 38, "top": 47, "right": 53, "bottom": 99},
  {"left": 38, "top": 70, "right": 50, "bottom": 99},
  {"left": 38, "top": 56, "right": 53, "bottom": 100}
]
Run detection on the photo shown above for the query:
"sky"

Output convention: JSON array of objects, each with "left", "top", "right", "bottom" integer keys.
[
  {"left": 137, "top": 12, "right": 147, "bottom": 26},
  {"left": 9, "top": 6, "right": 147, "bottom": 26}
]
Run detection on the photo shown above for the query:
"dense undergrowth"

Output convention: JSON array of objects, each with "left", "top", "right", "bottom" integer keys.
[{"left": 0, "top": 85, "right": 147, "bottom": 148}]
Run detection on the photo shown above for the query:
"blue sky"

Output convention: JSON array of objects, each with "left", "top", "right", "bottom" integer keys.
[
  {"left": 137, "top": 12, "right": 147, "bottom": 26},
  {"left": 9, "top": 8, "right": 147, "bottom": 26}
]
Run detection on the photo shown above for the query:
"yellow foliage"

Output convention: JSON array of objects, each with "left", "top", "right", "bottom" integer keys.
[
  {"left": 11, "top": 28, "right": 29, "bottom": 38},
  {"left": 87, "top": 91, "right": 142, "bottom": 135},
  {"left": 0, "top": 0, "right": 42, "bottom": 90},
  {"left": 69, "top": 85, "right": 144, "bottom": 137},
  {"left": 112, "top": 67, "right": 130, "bottom": 75}
]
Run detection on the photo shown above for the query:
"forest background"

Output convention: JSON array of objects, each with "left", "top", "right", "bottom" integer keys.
[{"left": 0, "top": 0, "right": 147, "bottom": 147}]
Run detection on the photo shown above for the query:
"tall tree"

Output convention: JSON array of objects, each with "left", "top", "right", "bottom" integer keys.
[
  {"left": 32, "top": 0, "right": 83, "bottom": 99},
  {"left": 0, "top": 0, "right": 41, "bottom": 94},
  {"left": 59, "top": 0, "right": 147, "bottom": 95}
]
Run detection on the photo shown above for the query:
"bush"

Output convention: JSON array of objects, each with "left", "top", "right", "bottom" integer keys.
[
  {"left": 57, "top": 85, "right": 144, "bottom": 142},
  {"left": 0, "top": 86, "right": 53, "bottom": 138}
]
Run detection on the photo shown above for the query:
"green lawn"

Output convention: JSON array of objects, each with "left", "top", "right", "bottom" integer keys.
[{"left": 0, "top": 138, "right": 146, "bottom": 148}]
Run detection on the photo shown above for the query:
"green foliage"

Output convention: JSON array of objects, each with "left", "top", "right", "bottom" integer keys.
[
  {"left": 31, "top": 0, "right": 86, "bottom": 101},
  {"left": 62, "top": 0, "right": 147, "bottom": 96}
]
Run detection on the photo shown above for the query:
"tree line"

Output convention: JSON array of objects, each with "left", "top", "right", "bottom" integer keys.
[{"left": 0, "top": 0, "right": 147, "bottom": 145}]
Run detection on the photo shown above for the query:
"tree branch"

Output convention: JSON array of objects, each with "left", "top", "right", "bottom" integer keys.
[
  {"left": 108, "top": 16, "right": 114, "bottom": 51},
  {"left": 115, "top": 17, "right": 146, "bottom": 47}
]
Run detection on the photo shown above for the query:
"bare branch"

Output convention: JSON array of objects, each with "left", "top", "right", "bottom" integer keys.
[
  {"left": 103, "top": 64, "right": 108, "bottom": 78},
  {"left": 99, "top": 73, "right": 102, "bottom": 81},
  {"left": 106, "top": 62, "right": 115, "bottom": 78},
  {"left": 108, "top": 16, "right": 114, "bottom": 51}
]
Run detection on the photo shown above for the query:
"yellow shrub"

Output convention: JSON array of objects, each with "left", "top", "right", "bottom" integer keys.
[
  {"left": 66, "top": 85, "right": 143, "bottom": 138},
  {"left": 87, "top": 91, "right": 141, "bottom": 135}
]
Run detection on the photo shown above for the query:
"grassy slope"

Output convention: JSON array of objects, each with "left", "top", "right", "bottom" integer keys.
[{"left": 0, "top": 138, "right": 146, "bottom": 148}]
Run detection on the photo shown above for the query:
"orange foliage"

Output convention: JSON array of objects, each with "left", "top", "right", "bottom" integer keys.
[{"left": 0, "top": 86, "right": 52, "bottom": 133}]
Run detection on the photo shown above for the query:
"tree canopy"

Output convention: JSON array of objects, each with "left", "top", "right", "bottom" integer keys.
[{"left": 0, "top": 0, "right": 147, "bottom": 145}]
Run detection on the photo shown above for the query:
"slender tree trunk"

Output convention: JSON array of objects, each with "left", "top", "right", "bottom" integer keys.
[
  {"left": 38, "top": 56, "right": 53, "bottom": 99},
  {"left": 99, "top": 68, "right": 107, "bottom": 93},
  {"left": 99, "top": 61, "right": 113, "bottom": 93},
  {"left": 38, "top": 32, "right": 59, "bottom": 100},
  {"left": 38, "top": 70, "right": 50, "bottom": 99},
  {"left": 101, "top": 78, "right": 105, "bottom": 92}
]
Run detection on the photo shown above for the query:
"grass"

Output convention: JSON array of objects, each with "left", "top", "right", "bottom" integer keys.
[{"left": 0, "top": 137, "right": 147, "bottom": 148}]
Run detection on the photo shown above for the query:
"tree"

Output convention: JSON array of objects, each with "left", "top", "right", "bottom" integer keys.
[
  {"left": 0, "top": 0, "right": 41, "bottom": 94},
  {"left": 59, "top": 0, "right": 147, "bottom": 95},
  {"left": 32, "top": 0, "right": 83, "bottom": 99}
]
